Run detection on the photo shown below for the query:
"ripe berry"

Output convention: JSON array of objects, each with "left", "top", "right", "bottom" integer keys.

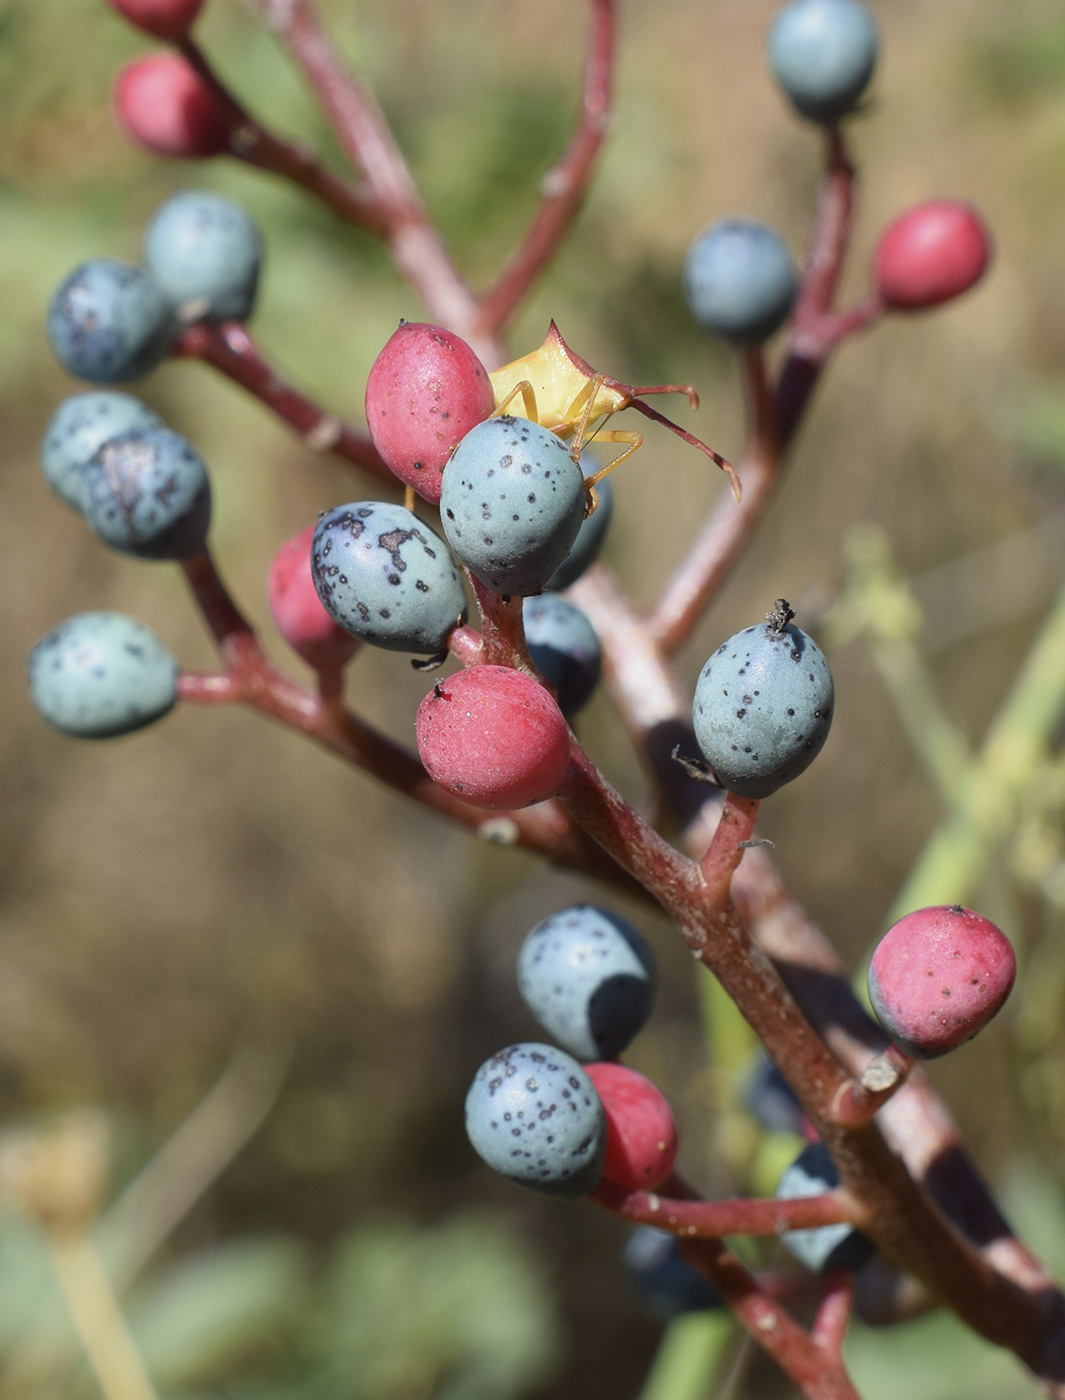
[
  {"left": 143, "top": 191, "right": 263, "bottom": 324},
  {"left": 584, "top": 1062, "right": 678, "bottom": 1192},
  {"left": 415, "top": 666, "right": 571, "bottom": 809},
  {"left": 311, "top": 502, "right": 466, "bottom": 655},
  {"left": 83, "top": 429, "right": 211, "bottom": 560},
  {"left": 107, "top": 0, "right": 204, "bottom": 41},
  {"left": 464, "top": 1042, "right": 606, "bottom": 1198},
  {"left": 365, "top": 322, "right": 495, "bottom": 505},
  {"left": 41, "top": 392, "right": 162, "bottom": 511},
  {"left": 767, "top": 0, "right": 878, "bottom": 124},
  {"left": 874, "top": 202, "right": 992, "bottom": 312},
  {"left": 440, "top": 417, "right": 586, "bottom": 596},
  {"left": 544, "top": 473, "right": 614, "bottom": 592},
  {"left": 742, "top": 1052, "right": 808, "bottom": 1137},
  {"left": 114, "top": 53, "right": 230, "bottom": 159},
  {"left": 47, "top": 260, "right": 176, "bottom": 385},
  {"left": 776, "top": 1142, "right": 874, "bottom": 1272},
  {"left": 692, "top": 602, "right": 834, "bottom": 799},
  {"left": 867, "top": 905, "right": 1016, "bottom": 1059},
  {"left": 517, "top": 904, "right": 656, "bottom": 1062},
  {"left": 522, "top": 594, "right": 602, "bottom": 717},
  {"left": 684, "top": 219, "right": 797, "bottom": 345},
  {"left": 28, "top": 612, "right": 178, "bottom": 739},
  {"left": 268, "top": 525, "right": 360, "bottom": 670},
  {"left": 623, "top": 1227, "right": 722, "bottom": 1320}
]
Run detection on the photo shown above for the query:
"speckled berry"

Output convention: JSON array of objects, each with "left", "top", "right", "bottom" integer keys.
[
  {"left": 517, "top": 905, "right": 656, "bottom": 1061},
  {"left": 692, "top": 602, "right": 834, "bottom": 799},
  {"left": 311, "top": 502, "right": 466, "bottom": 655},
  {"left": 40, "top": 392, "right": 162, "bottom": 511},
  {"left": 144, "top": 190, "right": 263, "bottom": 323},
  {"left": 767, "top": 0, "right": 878, "bottom": 124},
  {"left": 874, "top": 202, "right": 992, "bottom": 312},
  {"left": 623, "top": 1227, "right": 722, "bottom": 1320},
  {"left": 440, "top": 416, "right": 586, "bottom": 595},
  {"left": 47, "top": 260, "right": 176, "bottom": 385},
  {"left": 83, "top": 429, "right": 211, "bottom": 560},
  {"left": 464, "top": 1042, "right": 606, "bottom": 1198},
  {"left": 545, "top": 473, "right": 614, "bottom": 591},
  {"left": 776, "top": 1142, "right": 875, "bottom": 1273},
  {"left": 28, "top": 612, "right": 178, "bottom": 739},
  {"left": 684, "top": 219, "right": 797, "bottom": 345},
  {"left": 268, "top": 525, "right": 360, "bottom": 670},
  {"left": 584, "top": 1062, "right": 678, "bottom": 1192},
  {"left": 114, "top": 53, "right": 230, "bottom": 158},
  {"left": 522, "top": 594, "right": 601, "bottom": 717},
  {"left": 107, "top": 0, "right": 204, "bottom": 40},
  {"left": 365, "top": 322, "right": 496, "bottom": 505},
  {"left": 867, "top": 905, "right": 1016, "bottom": 1059}
]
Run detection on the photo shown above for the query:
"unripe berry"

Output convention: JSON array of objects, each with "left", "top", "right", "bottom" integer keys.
[
  {"left": 415, "top": 666, "right": 571, "bottom": 809},
  {"left": 776, "top": 1142, "right": 875, "bottom": 1273},
  {"left": 107, "top": 0, "right": 204, "bottom": 41},
  {"left": 48, "top": 261, "right": 176, "bottom": 385},
  {"left": 114, "top": 53, "right": 230, "bottom": 159},
  {"left": 144, "top": 191, "right": 263, "bottom": 323},
  {"left": 767, "top": 0, "right": 878, "bottom": 124},
  {"left": 41, "top": 392, "right": 162, "bottom": 511},
  {"left": 867, "top": 905, "right": 1016, "bottom": 1059},
  {"left": 83, "top": 429, "right": 211, "bottom": 560},
  {"left": 268, "top": 526, "right": 360, "bottom": 670},
  {"left": 365, "top": 322, "right": 495, "bottom": 505},
  {"left": 874, "top": 202, "right": 992, "bottom": 312},
  {"left": 584, "top": 1062, "right": 678, "bottom": 1192},
  {"left": 684, "top": 219, "right": 797, "bottom": 346},
  {"left": 623, "top": 1227, "right": 722, "bottom": 1320},
  {"left": 522, "top": 594, "right": 601, "bottom": 717}
]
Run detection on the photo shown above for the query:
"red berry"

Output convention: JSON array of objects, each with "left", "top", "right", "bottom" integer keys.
[
  {"left": 268, "top": 525, "right": 360, "bottom": 670},
  {"left": 107, "top": 0, "right": 204, "bottom": 41},
  {"left": 415, "top": 666, "right": 571, "bottom": 809},
  {"left": 584, "top": 1062, "right": 678, "bottom": 1192},
  {"left": 114, "top": 53, "right": 230, "bottom": 159},
  {"left": 867, "top": 905, "right": 1015, "bottom": 1059},
  {"left": 365, "top": 322, "right": 495, "bottom": 505},
  {"left": 874, "top": 201, "right": 991, "bottom": 311}
]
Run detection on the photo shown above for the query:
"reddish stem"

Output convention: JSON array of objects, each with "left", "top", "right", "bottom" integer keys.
[
  {"left": 591, "top": 1178, "right": 862, "bottom": 1236},
  {"left": 699, "top": 790, "right": 760, "bottom": 894},
  {"left": 446, "top": 625, "right": 486, "bottom": 668},
  {"left": 176, "top": 671, "right": 239, "bottom": 703},
  {"left": 830, "top": 1044, "right": 915, "bottom": 1128},
  {"left": 467, "top": 574, "right": 536, "bottom": 673},
  {"left": 813, "top": 1270, "right": 855, "bottom": 1362}
]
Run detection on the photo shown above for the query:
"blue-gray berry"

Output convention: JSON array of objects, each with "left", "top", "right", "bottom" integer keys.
[
  {"left": 28, "top": 612, "right": 179, "bottom": 739},
  {"left": 623, "top": 1226, "right": 722, "bottom": 1320},
  {"left": 692, "top": 604, "right": 834, "bottom": 799},
  {"left": 545, "top": 472, "right": 614, "bottom": 591},
  {"left": 464, "top": 1042, "right": 606, "bottom": 1198},
  {"left": 767, "top": 0, "right": 878, "bottom": 124},
  {"left": 47, "top": 260, "right": 176, "bottom": 384},
  {"left": 82, "top": 429, "right": 211, "bottom": 560},
  {"left": 40, "top": 392, "right": 162, "bottom": 511},
  {"left": 312, "top": 501, "right": 467, "bottom": 654},
  {"left": 523, "top": 594, "right": 602, "bottom": 717},
  {"left": 517, "top": 905, "right": 656, "bottom": 1062},
  {"left": 742, "top": 1052, "right": 806, "bottom": 1136},
  {"left": 776, "top": 1142, "right": 875, "bottom": 1272},
  {"left": 440, "top": 417, "right": 586, "bottom": 596},
  {"left": 685, "top": 220, "right": 797, "bottom": 346},
  {"left": 143, "top": 190, "right": 263, "bottom": 323}
]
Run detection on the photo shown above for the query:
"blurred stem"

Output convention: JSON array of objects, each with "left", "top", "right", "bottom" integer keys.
[{"left": 637, "top": 1312, "right": 734, "bottom": 1400}]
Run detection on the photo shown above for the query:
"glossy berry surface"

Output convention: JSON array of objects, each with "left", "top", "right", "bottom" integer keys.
[
  {"left": 517, "top": 904, "right": 655, "bottom": 1062},
  {"left": 623, "top": 1227, "right": 722, "bottom": 1320},
  {"left": 28, "top": 612, "right": 178, "bottom": 739},
  {"left": 144, "top": 190, "right": 263, "bottom": 323},
  {"left": 584, "top": 1062, "right": 678, "bottom": 1192},
  {"left": 365, "top": 322, "right": 495, "bottom": 504},
  {"left": 47, "top": 260, "right": 176, "bottom": 385},
  {"left": 545, "top": 473, "right": 614, "bottom": 591},
  {"left": 767, "top": 0, "right": 878, "bottom": 123},
  {"left": 40, "top": 392, "right": 162, "bottom": 511},
  {"left": 107, "top": 0, "right": 204, "bottom": 40},
  {"left": 311, "top": 502, "right": 466, "bottom": 655},
  {"left": 416, "top": 666, "right": 571, "bottom": 809},
  {"left": 268, "top": 525, "right": 360, "bottom": 670},
  {"left": 522, "top": 594, "right": 601, "bottom": 717},
  {"left": 83, "top": 429, "right": 211, "bottom": 560},
  {"left": 684, "top": 219, "right": 797, "bottom": 345},
  {"left": 868, "top": 905, "right": 1016, "bottom": 1059},
  {"left": 114, "top": 53, "right": 230, "bottom": 158},
  {"left": 692, "top": 611, "right": 834, "bottom": 799},
  {"left": 874, "top": 202, "right": 992, "bottom": 312},
  {"left": 464, "top": 1042, "right": 606, "bottom": 1198},
  {"left": 440, "top": 417, "right": 586, "bottom": 595},
  {"left": 776, "top": 1142, "right": 875, "bottom": 1273}
]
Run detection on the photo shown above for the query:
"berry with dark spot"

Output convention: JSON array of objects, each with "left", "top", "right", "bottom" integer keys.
[
  {"left": 82, "top": 429, "right": 211, "bottom": 559},
  {"left": 311, "top": 501, "right": 466, "bottom": 655},
  {"left": 41, "top": 392, "right": 162, "bottom": 511},
  {"left": 623, "top": 1227, "right": 722, "bottom": 1320},
  {"left": 684, "top": 219, "right": 797, "bottom": 345},
  {"left": 584, "top": 1061, "right": 678, "bottom": 1192},
  {"left": 517, "top": 904, "right": 656, "bottom": 1061},
  {"left": 522, "top": 594, "right": 602, "bottom": 717},
  {"left": 107, "top": 0, "right": 204, "bottom": 40},
  {"left": 144, "top": 190, "right": 263, "bottom": 323},
  {"left": 464, "top": 1042, "right": 606, "bottom": 1197},
  {"left": 28, "top": 612, "right": 178, "bottom": 739},
  {"left": 114, "top": 53, "right": 230, "bottom": 158},
  {"left": 874, "top": 202, "right": 992, "bottom": 312},
  {"left": 776, "top": 1142, "right": 875, "bottom": 1272},
  {"left": 545, "top": 472, "right": 614, "bottom": 591},
  {"left": 268, "top": 525, "right": 360, "bottom": 670},
  {"left": 767, "top": 0, "right": 878, "bottom": 124},
  {"left": 867, "top": 905, "right": 1016, "bottom": 1059},
  {"left": 47, "top": 260, "right": 177, "bottom": 385}
]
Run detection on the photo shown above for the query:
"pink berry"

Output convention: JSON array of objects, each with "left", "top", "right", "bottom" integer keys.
[
  {"left": 268, "top": 525, "right": 360, "bottom": 670},
  {"left": 874, "top": 201, "right": 991, "bottom": 311},
  {"left": 114, "top": 53, "right": 230, "bottom": 159},
  {"left": 867, "top": 905, "right": 1015, "bottom": 1059},
  {"left": 365, "top": 322, "right": 495, "bottom": 505},
  {"left": 107, "top": 0, "right": 204, "bottom": 41},
  {"left": 584, "top": 1062, "right": 678, "bottom": 1192},
  {"left": 415, "top": 666, "right": 571, "bottom": 809}
]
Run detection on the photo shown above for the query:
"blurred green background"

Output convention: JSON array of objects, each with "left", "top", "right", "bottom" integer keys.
[{"left": 5, "top": 0, "right": 1065, "bottom": 1395}]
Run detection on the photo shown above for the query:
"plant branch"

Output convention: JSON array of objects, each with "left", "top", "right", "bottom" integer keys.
[
  {"left": 812, "top": 1270, "right": 855, "bottom": 1362},
  {"left": 591, "top": 1178, "right": 862, "bottom": 1236}
]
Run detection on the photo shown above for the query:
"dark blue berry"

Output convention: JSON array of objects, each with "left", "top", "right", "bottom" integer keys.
[
  {"left": 623, "top": 1226, "right": 722, "bottom": 1320},
  {"left": 767, "top": 0, "right": 878, "bottom": 124},
  {"left": 684, "top": 220, "right": 797, "bottom": 345},
  {"left": 40, "top": 392, "right": 162, "bottom": 511},
  {"left": 47, "top": 259, "right": 176, "bottom": 384},
  {"left": 742, "top": 1053, "right": 807, "bottom": 1136},
  {"left": 545, "top": 472, "right": 614, "bottom": 591},
  {"left": 82, "top": 429, "right": 211, "bottom": 560},
  {"left": 776, "top": 1142, "right": 875, "bottom": 1272},
  {"left": 143, "top": 190, "right": 263, "bottom": 323},
  {"left": 523, "top": 594, "right": 602, "bottom": 717}
]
